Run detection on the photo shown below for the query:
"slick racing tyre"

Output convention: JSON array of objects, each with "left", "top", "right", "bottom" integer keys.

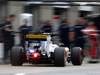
[
  {"left": 10, "top": 46, "right": 24, "bottom": 66},
  {"left": 71, "top": 47, "right": 83, "bottom": 65},
  {"left": 54, "top": 47, "right": 66, "bottom": 66}
]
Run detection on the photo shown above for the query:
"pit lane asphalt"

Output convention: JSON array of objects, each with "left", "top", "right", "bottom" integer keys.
[{"left": 0, "top": 62, "right": 100, "bottom": 75}]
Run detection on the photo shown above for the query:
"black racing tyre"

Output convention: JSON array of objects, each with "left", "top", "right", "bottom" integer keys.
[
  {"left": 10, "top": 46, "right": 24, "bottom": 66},
  {"left": 71, "top": 47, "right": 83, "bottom": 65},
  {"left": 54, "top": 47, "right": 66, "bottom": 66}
]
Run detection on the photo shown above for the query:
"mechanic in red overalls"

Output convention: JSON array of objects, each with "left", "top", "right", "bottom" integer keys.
[{"left": 87, "top": 21, "right": 98, "bottom": 58}]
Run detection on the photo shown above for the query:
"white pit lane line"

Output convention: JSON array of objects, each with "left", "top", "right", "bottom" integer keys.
[{"left": 15, "top": 73, "right": 26, "bottom": 75}]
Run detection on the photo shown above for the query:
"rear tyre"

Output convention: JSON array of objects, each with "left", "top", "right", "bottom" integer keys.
[
  {"left": 71, "top": 47, "right": 83, "bottom": 65},
  {"left": 10, "top": 46, "right": 24, "bottom": 66},
  {"left": 54, "top": 47, "right": 66, "bottom": 66}
]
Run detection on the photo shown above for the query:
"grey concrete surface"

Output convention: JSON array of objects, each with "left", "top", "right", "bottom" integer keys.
[{"left": 0, "top": 62, "right": 100, "bottom": 75}]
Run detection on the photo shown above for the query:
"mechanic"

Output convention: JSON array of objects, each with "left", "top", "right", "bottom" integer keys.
[
  {"left": 59, "top": 20, "right": 70, "bottom": 47},
  {"left": 0, "top": 24, "right": 3, "bottom": 42},
  {"left": 88, "top": 21, "right": 98, "bottom": 58},
  {"left": 0, "top": 18, "right": 8, "bottom": 44},
  {"left": 74, "top": 18, "right": 88, "bottom": 55},
  {"left": 39, "top": 21, "right": 53, "bottom": 33},
  {"left": 2, "top": 15, "right": 16, "bottom": 63},
  {"left": 82, "top": 18, "right": 88, "bottom": 29},
  {"left": 19, "top": 19, "right": 32, "bottom": 49}
]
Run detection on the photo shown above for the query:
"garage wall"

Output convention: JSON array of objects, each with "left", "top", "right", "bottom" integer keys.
[
  {"left": 7, "top": 1, "right": 24, "bottom": 30},
  {"left": 67, "top": 6, "right": 79, "bottom": 25},
  {"left": 38, "top": 6, "right": 79, "bottom": 26},
  {"left": 39, "top": 6, "right": 79, "bottom": 26},
  {"left": 0, "top": 2, "right": 7, "bottom": 23},
  {"left": 93, "top": 6, "right": 100, "bottom": 13},
  {"left": 7, "top": 2, "right": 100, "bottom": 30},
  {"left": 39, "top": 6, "right": 54, "bottom": 22}
]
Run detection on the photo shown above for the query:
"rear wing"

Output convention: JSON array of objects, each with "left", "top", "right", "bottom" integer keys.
[{"left": 25, "top": 34, "right": 48, "bottom": 41}]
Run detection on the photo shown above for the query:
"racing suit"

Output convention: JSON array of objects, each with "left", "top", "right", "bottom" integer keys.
[{"left": 89, "top": 26, "right": 98, "bottom": 58}]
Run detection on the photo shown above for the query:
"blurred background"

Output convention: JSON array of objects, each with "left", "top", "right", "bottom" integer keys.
[
  {"left": 0, "top": 1, "right": 100, "bottom": 30},
  {"left": 0, "top": 1, "right": 100, "bottom": 63}
]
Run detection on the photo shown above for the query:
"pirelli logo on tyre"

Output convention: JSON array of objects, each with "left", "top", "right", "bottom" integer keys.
[{"left": 26, "top": 35, "right": 48, "bottom": 39}]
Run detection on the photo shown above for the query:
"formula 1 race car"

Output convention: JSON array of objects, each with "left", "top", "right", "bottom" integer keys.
[{"left": 10, "top": 33, "right": 83, "bottom": 66}]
